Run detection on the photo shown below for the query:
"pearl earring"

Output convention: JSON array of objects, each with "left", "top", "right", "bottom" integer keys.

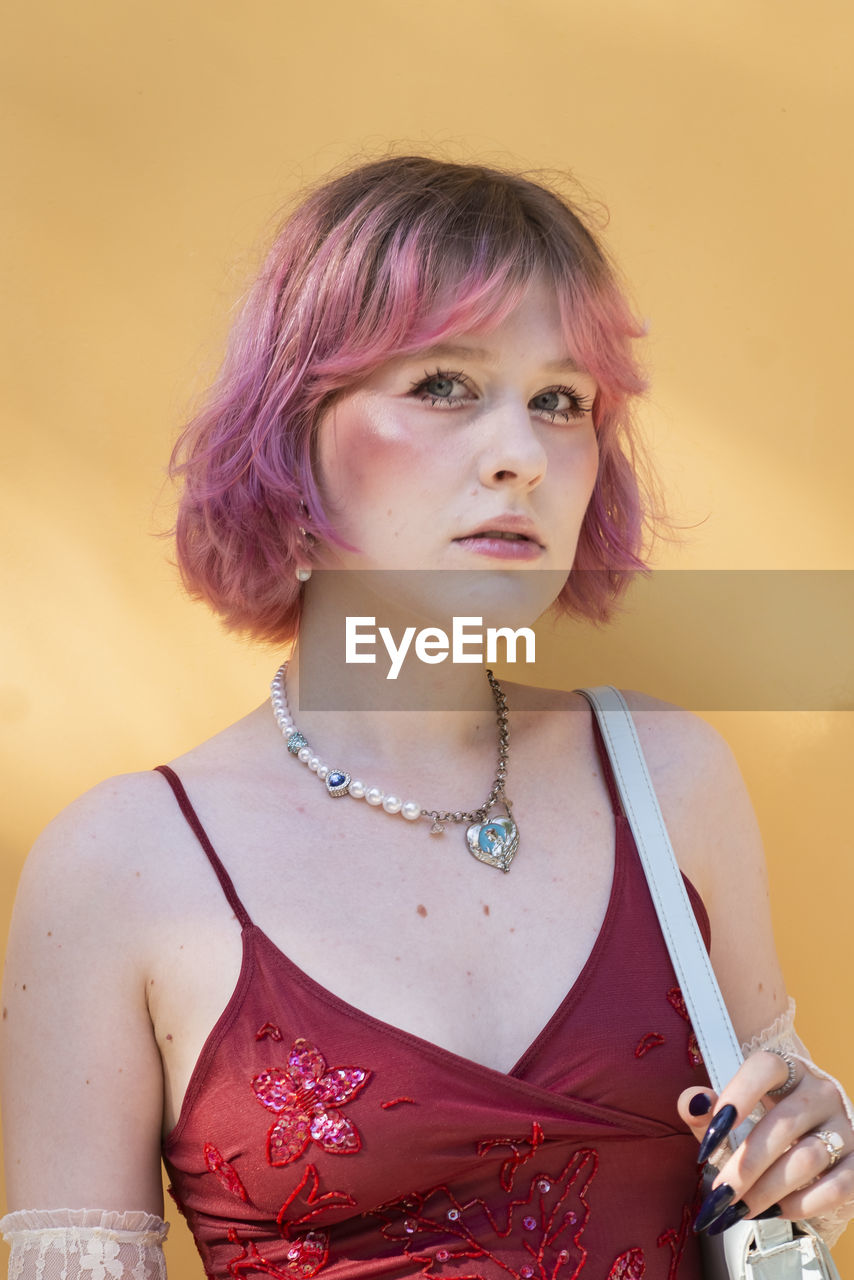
[{"left": 295, "top": 566, "right": 312, "bottom": 582}]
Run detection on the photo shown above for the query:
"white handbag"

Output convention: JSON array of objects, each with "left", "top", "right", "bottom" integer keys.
[{"left": 577, "top": 687, "right": 841, "bottom": 1280}]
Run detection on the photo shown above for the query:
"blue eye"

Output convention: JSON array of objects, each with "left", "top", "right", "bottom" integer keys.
[
  {"left": 530, "top": 387, "right": 593, "bottom": 421},
  {"left": 409, "top": 370, "right": 471, "bottom": 407},
  {"left": 408, "top": 369, "right": 594, "bottom": 421}
]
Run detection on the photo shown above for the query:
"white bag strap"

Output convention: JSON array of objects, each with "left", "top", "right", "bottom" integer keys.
[
  {"left": 576, "top": 685, "right": 825, "bottom": 1269},
  {"left": 576, "top": 684, "right": 742, "bottom": 1090}
]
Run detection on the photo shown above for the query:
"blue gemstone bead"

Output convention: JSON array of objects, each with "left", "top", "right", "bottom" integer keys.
[{"left": 328, "top": 772, "right": 346, "bottom": 787}]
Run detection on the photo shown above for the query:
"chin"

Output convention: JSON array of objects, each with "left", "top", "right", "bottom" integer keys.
[{"left": 368, "top": 567, "right": 567, "bottom": 633}]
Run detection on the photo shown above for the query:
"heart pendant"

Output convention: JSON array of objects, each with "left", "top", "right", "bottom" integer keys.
[
  {"left": 466, "top": 815, "right": 519, "bottom": 873},
  {"left": 325, "top": 770, "right": 351, "bottom": 797}
]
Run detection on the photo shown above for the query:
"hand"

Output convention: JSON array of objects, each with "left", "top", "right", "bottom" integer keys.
[{"left": 678, "top": 1049, "right": 854, "bottom": 1236}]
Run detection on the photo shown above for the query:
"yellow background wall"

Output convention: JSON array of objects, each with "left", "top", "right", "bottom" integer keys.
[{"left": 2, "top": 1, "right": 852, "bottom": 1275}]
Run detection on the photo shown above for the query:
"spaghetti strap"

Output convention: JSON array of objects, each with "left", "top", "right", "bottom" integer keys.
[
  {"left": 154, "top": 764, "right": 253, "bottom": 929},
  {"left": 583, "top": 697, "right": 624, "bottom": 818}
]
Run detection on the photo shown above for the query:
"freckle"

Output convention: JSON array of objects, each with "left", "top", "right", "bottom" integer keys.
[
  {"left": 179, "top": 945, "right": 184, "bottom": 950},
  {"left": 135, "top": 871, "right": 140, "bottom": 877},
  {"left": 47, "top": 931, "right": 52, "bottom": 937},
  {"left": 416, "top": 904, "right": 427, "bottom": 918},
  {"left": 22, "top": 984, "right": 26, "bottom": 991},
  {"left": 2, "top": 1008, "right": 6, "bottom": 1020},
  {"left": 166, "top": 1033, "right": 173, "bottom": 1041},
  {"left": 758, "top": 982, "right": 764, "bottom": 992},
  {"left": 483, "top": 905, "right": 490, "bottom": 916},
  {"left": 509, "top": 927, "right": 515, "bottom": 933},
  {"left": 86, "top": 1079, "right": 90, "bottom": 1084}
]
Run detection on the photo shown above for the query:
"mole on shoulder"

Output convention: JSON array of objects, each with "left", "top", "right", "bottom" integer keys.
[
  {"left": 483, "top": 904, "right": 490, "bottom": 916},
  {"left": 416, "top": 904, "right": 427, "bottom": 918}
]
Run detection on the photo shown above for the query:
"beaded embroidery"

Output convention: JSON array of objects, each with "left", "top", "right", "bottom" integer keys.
[
  {"left": 634, "top": 1032, "right": 666, "bottom": 1059},
  {"left": 204, "top": 1142, "right": 251, "bottom": 1202},
  {"left": 666, "top": 988, "right": 704, "bottom": 1069},
  {"left": 381, "top": 1096, "right": 416, "bottom": 1109},
  {"left": 226, "top": 1226, "right": 328, "bottom": 1279},
  {"left": 372, "top": 1123, "right": 599, "bottom": 1278},
  {"left": 276, "top": 1164, "right": 356, "bottom": 1233},
  {"left": 656, "top": 1199, "right": 698, "bottom": 1280},
  {"left": 251, "top": 1037, "right": 371, "bottom": 1167}
]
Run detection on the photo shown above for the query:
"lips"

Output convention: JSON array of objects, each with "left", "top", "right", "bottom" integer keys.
[{"left": 454, "top": 515, "right": 544, "bottom": 549}]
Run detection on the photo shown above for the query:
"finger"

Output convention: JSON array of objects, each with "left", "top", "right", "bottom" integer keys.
[
  {"left": 715, "top": 1049, "right": 804, "bottom": 1122},
  {"left": 776, "top": 1151, "right": 854, "bottom": 1223},
  {"left": 693, "top": 1050, "right": 803, "bottom": 1169},
  {"left": 711, "top": 1075, "right": 842, "bottom": 1197},
  {"left": 720, "top": 1119, "right": 851, "bottom": 1221},
  {"left": 694, "top": 1083, "right": 851, "bottom": 1231},
  {"left": 677, "top": 1086, "right": 718, "bottom": 1141}
]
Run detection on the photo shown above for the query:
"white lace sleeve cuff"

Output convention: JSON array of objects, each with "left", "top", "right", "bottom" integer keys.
[
  {"left": 0, "top": 1208, "right": 169, "bottom": 1280},
  {"left": 742, "top": 997, "right": 854, "bottom": 1250}
]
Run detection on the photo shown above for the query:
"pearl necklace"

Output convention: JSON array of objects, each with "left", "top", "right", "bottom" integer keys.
[{"left": 269, "top": 663, "right": 520, "bottom": 872}]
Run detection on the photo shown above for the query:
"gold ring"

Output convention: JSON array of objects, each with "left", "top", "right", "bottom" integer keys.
[{"left": 812, "top": 1129, "right": 845, "bottom": 1171}]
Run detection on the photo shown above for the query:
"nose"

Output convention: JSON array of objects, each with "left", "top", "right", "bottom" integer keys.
[{"left": 476, "top": 401, "right": 548, "bottom": 492}]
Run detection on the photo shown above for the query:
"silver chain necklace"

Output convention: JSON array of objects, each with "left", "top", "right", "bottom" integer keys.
[{"left": 269, "top": 663, "right": 519, "bottom": 872}]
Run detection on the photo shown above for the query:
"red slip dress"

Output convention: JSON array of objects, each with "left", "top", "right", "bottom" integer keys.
[{"left": 156, "top": 712, "right": 710, "bottom": 1280}]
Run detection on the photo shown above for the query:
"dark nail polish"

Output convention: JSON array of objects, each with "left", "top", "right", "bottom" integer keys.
[
  {"left": 707, "top": 1201, "right": 750, "bottom": 1236},
  {"left": 689, "top": 1092, "right": 713, "bottom": 1117},
  {"left": 694, "top": 1183, "right": 736, "bottom": 1233},
  {"left": 697, "top": 1103, "right": 738, "bottom": 1165},
  {"left": 754, "top": 1204, "right": 783, "bottom": 1220}
]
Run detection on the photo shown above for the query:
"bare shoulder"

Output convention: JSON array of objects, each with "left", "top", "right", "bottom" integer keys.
[
  {"left": 599, "top": 689, "right": 763, "bottom": 903},
  {"left": 619, "top": 688, "right": 738, "bottom": 784},
  {"left": 18, "top": 769, "right": 184, "bottom": 926}
]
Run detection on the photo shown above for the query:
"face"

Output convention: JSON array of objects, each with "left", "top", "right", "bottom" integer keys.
[{"left": 312, "top": 276, "right": 600, "bottom": 628}]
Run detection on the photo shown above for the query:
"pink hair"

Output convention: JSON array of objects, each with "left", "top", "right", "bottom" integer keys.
[{"left": 171, "top": 156, "right": 652, "bottom": 643}]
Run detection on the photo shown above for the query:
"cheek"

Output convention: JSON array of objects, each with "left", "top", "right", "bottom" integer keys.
[
  {"left": 559, "top": 427, "right": 600, "bottom": 503},
  {"left": 316, "top": 400, "right": 433, "bottom": 514}
]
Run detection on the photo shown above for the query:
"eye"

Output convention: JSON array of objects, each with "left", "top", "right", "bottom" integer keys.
[
  {"left": 409, "top": 369, "right": 474, "bottom": 408},
  {"left": 530, "top": 386, "right": 594, "bottom": 422}
]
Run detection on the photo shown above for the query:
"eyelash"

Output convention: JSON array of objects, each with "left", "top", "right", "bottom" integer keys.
[{"left": 408, "top": 368, "right": 593, "bottom": 422}]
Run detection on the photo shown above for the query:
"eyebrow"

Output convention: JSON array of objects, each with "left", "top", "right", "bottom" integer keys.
[{"left": 412, "top": 343, "right": 587, "bottom": 375}]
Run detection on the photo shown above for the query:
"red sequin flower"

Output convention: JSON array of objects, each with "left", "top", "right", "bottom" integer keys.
[{"left": 252, "top": 1038, "right": 371, "bottom": 1167}]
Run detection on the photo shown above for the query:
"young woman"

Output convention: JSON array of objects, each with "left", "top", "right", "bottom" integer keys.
[{"left": 2, "top": 156, "right": 852, "bottom": 1279}]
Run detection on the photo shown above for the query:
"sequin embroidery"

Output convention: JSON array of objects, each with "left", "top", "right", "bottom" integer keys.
[
  {"left": 607, "top": 1247, "right": 646, "bottom": 1278},
  {"left": 252, "top": 1037, "right": 371, "bottom": 1166},
  {"left": 204, "top": 1141, "right": 251, "bottom": 1202},
  {"left": 225, "top": 1227, "right": 328, "bottom": 1279},
  {"left": 257, "top": 1022, "right": 284, "bottom": 1042}
]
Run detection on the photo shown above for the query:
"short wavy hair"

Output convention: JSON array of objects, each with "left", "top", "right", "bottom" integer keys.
[{"left": 171, "top": 155, "right": 652, "bottom": 644}]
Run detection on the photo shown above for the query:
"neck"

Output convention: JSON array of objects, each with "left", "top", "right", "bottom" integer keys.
[{"left": 277, "top": 574, "right": 512, "bottom": 810}]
